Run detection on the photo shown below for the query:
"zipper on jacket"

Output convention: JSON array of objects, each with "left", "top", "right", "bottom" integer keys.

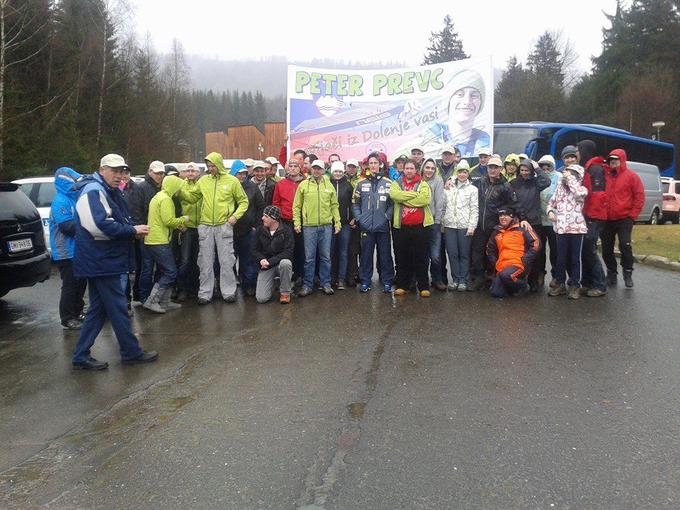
[{"left": 212, "top": 177, "right": 217, "bottom": 225}]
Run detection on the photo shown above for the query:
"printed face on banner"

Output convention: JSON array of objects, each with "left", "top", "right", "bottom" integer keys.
[{"left": 287, "top": 58, "right": 493, "bottom": 161}]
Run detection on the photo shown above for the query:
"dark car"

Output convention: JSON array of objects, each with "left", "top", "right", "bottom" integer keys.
[{"left": 0, "top": 182, "right": 51, "bottom": 298}]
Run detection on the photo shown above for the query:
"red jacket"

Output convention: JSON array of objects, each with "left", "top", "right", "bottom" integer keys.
[
  {"left": 604, "top": 149, "right": 645, "bottom": 221},
  {"left": 272, "top": 176, "right": 301, "bottom": 221},
  {"left": 583, "top": 156, "right": 608, "bottom": 220}
]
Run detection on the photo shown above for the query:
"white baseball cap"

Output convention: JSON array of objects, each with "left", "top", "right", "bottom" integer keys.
[
  {"left": 346, "top": 158, "right": 359, "bottom": 167},
  {"left": 264, "top": 156, "right": 279, "bottom": 165},
  {"left": 252, "top": 160, "right": 266, "bottom": 170},
  {"left": 330, "top": 161, "right": 345, "bottom": 172},
  {"left": 311, "top": 160, "right": 325, "bottom": 169},
  {"left": 149, "top": 160, "right": 165, "bottom": 173},
  {"left": 100, "top": 154, "right": 129, "bottom": 169},
  {"left": 411, "top": 146, "right": 425, "bottom": 154},
  {"left": 477, "top": 148, "right": 492, "bottom": 157}
]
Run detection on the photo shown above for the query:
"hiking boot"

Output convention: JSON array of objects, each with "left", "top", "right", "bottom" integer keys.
[
  {"left": 548, "top": 284, "right": 567, "bottom": 297},
  {"left": 394, "top": 288, "right": 408, "bottom": 296},
  {"left": 586, "top": 288, "right": 607, "bottom": 297},
  {"left": 72, "top": 357, "right": 108, "bottom": 371},
  {"left": 322, "top": 285, "right": 334, "bottom": 295},
  {"left": 143, "top": 284, "right": 166, "bottom": 313},
  {"left": 623, "top": 270, "right": 634, "bottom": 288},
  {"left": 568, "top": 286, "right": 581, "bottom": 300},
  {"left": 419, "top": 289, "right": 431, "bottom": 298},
  {"left": 607, "top": 271, "right": 617, "bottom": 286},
  {"left": 549, "top": 278, "right": 560, "bottom": 289},
  {"left": 159, "top": 287, "right": 182, "bottom": 311},
  {"left": 279, "top": 293, "right": 291, "bottom": 304},
  {"left": 62, "top": 319, "right": 82, "bottom": 330},
  {"left": 297, "top": 287, "right": 313, "bottom": 297},
  {"left": 336, "top": 279, "right": 346, "bottom": 290},
  {"left": 434, "top": 281, "right": 447, "bottom": 292},
  {"left": 122, "top": 350, "right": 158, "bottom": 365},
  {"left": 197, "top": 298, "right": 211, "bottom": 305},
  {"left": 175, "top": 290, "right": 188, "bottom": 303},
  {"left": 223, "top": 294, "right": 237, "bottom": 303}
]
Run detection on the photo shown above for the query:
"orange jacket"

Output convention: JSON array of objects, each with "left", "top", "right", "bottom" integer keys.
[{"left": 487, "top": 220, "right": 540, "bottom": 278}]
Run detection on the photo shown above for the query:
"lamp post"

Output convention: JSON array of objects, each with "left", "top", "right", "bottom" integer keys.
[
  {"left": 257, "top": 143, "right": 264, "bottom": 159},
  {"left": 652, "top": 121, "right": 665, "bottom": 141}
]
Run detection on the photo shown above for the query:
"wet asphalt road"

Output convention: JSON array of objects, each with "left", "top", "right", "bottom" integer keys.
[{"left": 1, "top": 264, "right": 680, "bottom": 509}]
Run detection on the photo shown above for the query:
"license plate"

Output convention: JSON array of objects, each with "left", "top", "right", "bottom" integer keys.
[{"left": 8, "top": 238, "right": 33, "bottom": 253}]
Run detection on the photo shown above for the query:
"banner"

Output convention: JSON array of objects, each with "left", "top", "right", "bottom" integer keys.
[{"left": 287, "top": 57, "right": 493, "bottom": 162}]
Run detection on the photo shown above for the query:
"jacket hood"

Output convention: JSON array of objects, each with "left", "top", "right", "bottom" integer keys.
[
  {"left": 161, "top": 175, "right": 185, "bottom": 196},
  {"left": 537, "top": 155, "right": 556, "bottom": 171},
  {"left": 230, "top": 159, "right": 247, "bottom": 176},
  {"left": 504, "top": 153, "right": 520, "bottom": 167},
  {"left": 54, "top": 167, "right": 82, "bottom": 196},
  {"left": 205, "top": 152, "right": 227, "bottom": 175},
  {"left": 608, "top": 148, "right": 629, "bottom": 173},
  {"left": 518, "top": 158, "right": 535, "bottom": 178},
  {"left": 565, "top": 164, "right": 585, "bottom": 180},
  {"left": 421, "top": 158, "right": 439, "bottom": 178}
]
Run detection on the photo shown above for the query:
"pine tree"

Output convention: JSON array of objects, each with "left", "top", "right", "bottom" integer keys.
[
  {"left": 422, "top": 15, "right": 468, "bottom": 65},
  {"left": 527, "top": 32, "right": 565, "bottom": 90}
]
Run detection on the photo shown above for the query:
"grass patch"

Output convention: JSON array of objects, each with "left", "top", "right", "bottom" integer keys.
[{"left": 632, "top": 225, "right": 680, "bottom": 261}]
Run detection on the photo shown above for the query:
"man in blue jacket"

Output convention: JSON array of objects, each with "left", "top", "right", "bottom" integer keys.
[
  {"left": 71, "top": 154, "right": 157, "bottom": 370},
  {"left": 49, "top": 167, "right": 87, "bottom": 330},
  {"left": 352, "top": 152, "right": 394, "bottom": 293}
]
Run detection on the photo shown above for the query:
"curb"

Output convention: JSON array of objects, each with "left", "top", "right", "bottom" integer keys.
[{"left": 614, "top": 250, "right": 680, "bottom": 272}]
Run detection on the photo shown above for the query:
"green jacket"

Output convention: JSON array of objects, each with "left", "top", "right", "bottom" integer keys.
[
  {"left": 180, "top": 179, "right": 202, "bottom": 228},
  {"left": 145, "top": 176, "right": 187, "bottom": 245},
  {"left": 389, "top": 178, "right": 434, "bottom": 228},
  {"left": 292, "top": 175, "right": 341, "bottom": 228},
  {"left": 180, "top": 152, "right": 249, "bottom": 225}
]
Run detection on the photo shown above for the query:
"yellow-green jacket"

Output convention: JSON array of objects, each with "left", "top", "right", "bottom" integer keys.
[
  {"left": 389, "top": 178, "right": 434, "bottom": 228},
  {"left": 145, "top": 176, "right": 187, "bottom": 245},
  {"left": 292, "top": 175, "right": 341, "bottom": 228},
  {"left": 180, "top": 179, "right": 202, "bottom": 228},
  {"left": 180, "top": 152, "right": 249, "bottom": 225}
]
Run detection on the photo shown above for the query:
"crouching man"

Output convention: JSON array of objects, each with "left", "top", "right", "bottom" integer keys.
[
  {"left": 253, "top": 205, "right": 294, "bottom": 304},
  {"left": 486, "top": 207, "right": 540, "bottom": 298}
]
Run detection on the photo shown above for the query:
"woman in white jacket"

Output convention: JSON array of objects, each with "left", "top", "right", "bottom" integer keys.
[{"left": 442, "top": 161, "right": 479, "bottom": 291}]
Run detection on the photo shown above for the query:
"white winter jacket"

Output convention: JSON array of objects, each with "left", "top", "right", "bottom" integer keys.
[{"left": 442, "top": 178, "right": 479, "bottom": 230}]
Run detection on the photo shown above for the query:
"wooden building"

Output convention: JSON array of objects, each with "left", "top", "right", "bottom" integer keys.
[{"left": 205, "top": 123, "right": 286, "bottom": 160}]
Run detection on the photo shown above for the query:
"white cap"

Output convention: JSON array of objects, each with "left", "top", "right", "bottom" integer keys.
[
  {"left": 311, "top": 160, "right": 325, "bottom": 169},
  {"left": 252, "top": 160, "right": 266, "bottom": 170},
  {"left": 346, "top": 158, "right": 359, "bottom": 167},
  {"left": 244, "top": 158, "right": 255, "bottom": 167},
  {"left": 186, "top": 162, "right": 199, "bottom": 171},
  {"left": 236, "top": 165, "right": 249, "bottom": 173},
  {"left": 441, "top": 145, "right": 457, "bottom": 154},
  {"left": 411, "top": 146, "right": 425, "bottom": 154},
  {"left": 100, "top": 154, "right": 129, "bottom": 169},
  {"left": 264, "top": 156, "right": 279, "bottom": 165},
  {"left": 149, "top": 160, "right": 165, "bottom": 173},
  {"left": 477, "top": 148, "right": 492, "bottom": 157},
  {"left": 330, "top": 161, "right": 345, "bottom": 173}
]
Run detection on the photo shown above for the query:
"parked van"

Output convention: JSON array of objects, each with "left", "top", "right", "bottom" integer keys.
[
  {"left": 660, "top": 177, "right": 680, "bottom": 224},
  {"left": 628, "top": 161, "right": 663, "bottom": 224},
  {"left": 12, "top": 177, "right": 55, "bottom": 251}
]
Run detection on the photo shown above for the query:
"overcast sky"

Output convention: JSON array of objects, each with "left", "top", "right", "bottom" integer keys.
[{"left": 134, "top": 0, "right": 618, "bottom": 73}]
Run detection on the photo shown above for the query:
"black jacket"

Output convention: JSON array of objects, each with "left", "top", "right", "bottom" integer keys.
[
  {"left": 511, "top": 161, "right": 551, "bottom": 226},
  {"left": 331, "top": 176, "right": 354, "bottom": 225},
  {"left": 474, "top": 174, "right": 517, "bottom": 231},
  {"left": 252, "top": 177, "right": 277, "bottom": 207},
  {"left": 234, "top": 180, "right": 265, "bottom": 238},
  {"left": 252, "top": 223, "right": 294, "bottom": 268},
  {"left": 128, "top": 175, "right": 160, "bottom": 225}
]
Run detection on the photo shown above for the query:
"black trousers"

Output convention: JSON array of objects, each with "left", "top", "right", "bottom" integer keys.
[
  {"left": 56, "top": 259, "right": 86, "bottom": 323},
  {"left": 394, "top": 225, "right": 429, "bottom": 291},
  {"left": 470, "top": 227, "right": 494, "bottom": 282},
  {"left": 601, "top": 218, "right": 634, "bottom": 273},
  {"left": 538, "top": 225, "right": 557, "bottom": 278},
  {"left": 346, "top": 227, "right": 360, "bottom": 285}
]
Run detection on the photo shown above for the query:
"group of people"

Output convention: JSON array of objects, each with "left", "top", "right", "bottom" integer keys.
[{"left": 50, "top": 139, "right": 644, "bottom": 370}]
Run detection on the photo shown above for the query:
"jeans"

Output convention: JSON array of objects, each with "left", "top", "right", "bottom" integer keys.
[
  {"left": 555, "top": 234, "right": 584, "bottom": 288},
  {"left": 444, "top": 228, "right": 472, "bottom": 285},
  {"left": 581, "top": 219, "right": 607, "bottom": 291},
  {"left": 302, "top": 225, "right": 332, "bottom": 289},
  {"left": 394, "top": 225, "right": 429, "bottom": 291},
  {"left": 359, "top": 230, "right": 394, "bottom": 287},
  {"left": 538, "top": 225, "right": 557, "bottom": 278},
  {"left": 490, "top": 265, "right": 528, "bottom": 298},
  {"left": 234, "top": 229, "right": 258, "bottom": 291},
  {"left": 138, "top": 243, "right": 156, "bottom": 301},
  {"left": 56, "top": 259, "right": 86, "bottom": 323},
  {"left": 427, "top": 224, "right": 443, "bottom": 284},
  {"left": 601, "top": 218, "right": 634, "bottom": 274},
  {"left": 330, "top": 224, "right": 351, "bottom": 282},
  {"left": 145, "top": 244, "right": 178, "bottom": 289},
  {"left": 178, "top": 227, "right": 200, "bottom": 292},
  {"left": 72, "top": 275, "right": 144, "bottom": 363}
]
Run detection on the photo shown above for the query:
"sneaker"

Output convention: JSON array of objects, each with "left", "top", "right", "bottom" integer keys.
[
  {"left": 457, "top": 283, "right": 467, "bottom": 292},
  {"left": 337, "top": 279, "right": 346, "bottom": 290},
  {"left": 122, "top": 350, "right": 158, "bottom": 365},
  {"left": 223, "top": 294, "right": 237, "bottom": 303},
  {"left": 197, "top": 298, "right": 211, "bottom": 305},
  {"left": 447, "top": 283, "right": 458, "bottom": 291},
  {"left": 607, "top": 271, "right": 617, "bottom": 286},
  {"left": 176, "top": 290, "right": 188, "bottom": 303},
  {"left": 394, "top": 288, "right": 407, "bottom": 296},
  {"left": 360, "top": 284, "right": 371, "bottom": 293},
  {"left": 623, "top": 271, "right": 634, "bottom": 288},
  {"left": 297, "top": 287, "right": 313, "bottom": 297},
  {"left": 382, "top": 284, "right": 393, "bottom": 293},
  {"left": 568, "top": 286, "right": 581, "bottom": 300},
  {"left": 72, "top": 357, "right": 108, "bottom": 371},
  {"left": 549, "top": 278, "right": 560, "bottom": 289},
  {"left": 419, "top": 290, "right": 431, "bottom": 298},
  {"left": 61, "top": 319, "right": 82, "bottom": 330},
  {"left": 322, "top": 285, "right": 334, "bottom": 295},
  {"left": 586, "top": 288, "right": 607, "bottom": 297},
  {"left": 548, "top": 284, "right": 567, "bottom": 297},
  {"left": 434, "top": 281, "right": 447, "bottom": 292},
  {"left": 579, "top": 286, "right": 591, "bottom": 296},
  {"left": 279, "top": 293, "right": 291, "bottom": 304}
]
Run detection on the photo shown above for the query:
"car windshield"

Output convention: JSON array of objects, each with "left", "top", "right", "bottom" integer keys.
[
  {"left": 0, "top": 188, "right": 39, "bottom": 221},
  {"left": 35, "top": 182, "right": 56, "bottom": 208},
  {"left": 493, "top": 127, "right": 539, "bottom": 157}
]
